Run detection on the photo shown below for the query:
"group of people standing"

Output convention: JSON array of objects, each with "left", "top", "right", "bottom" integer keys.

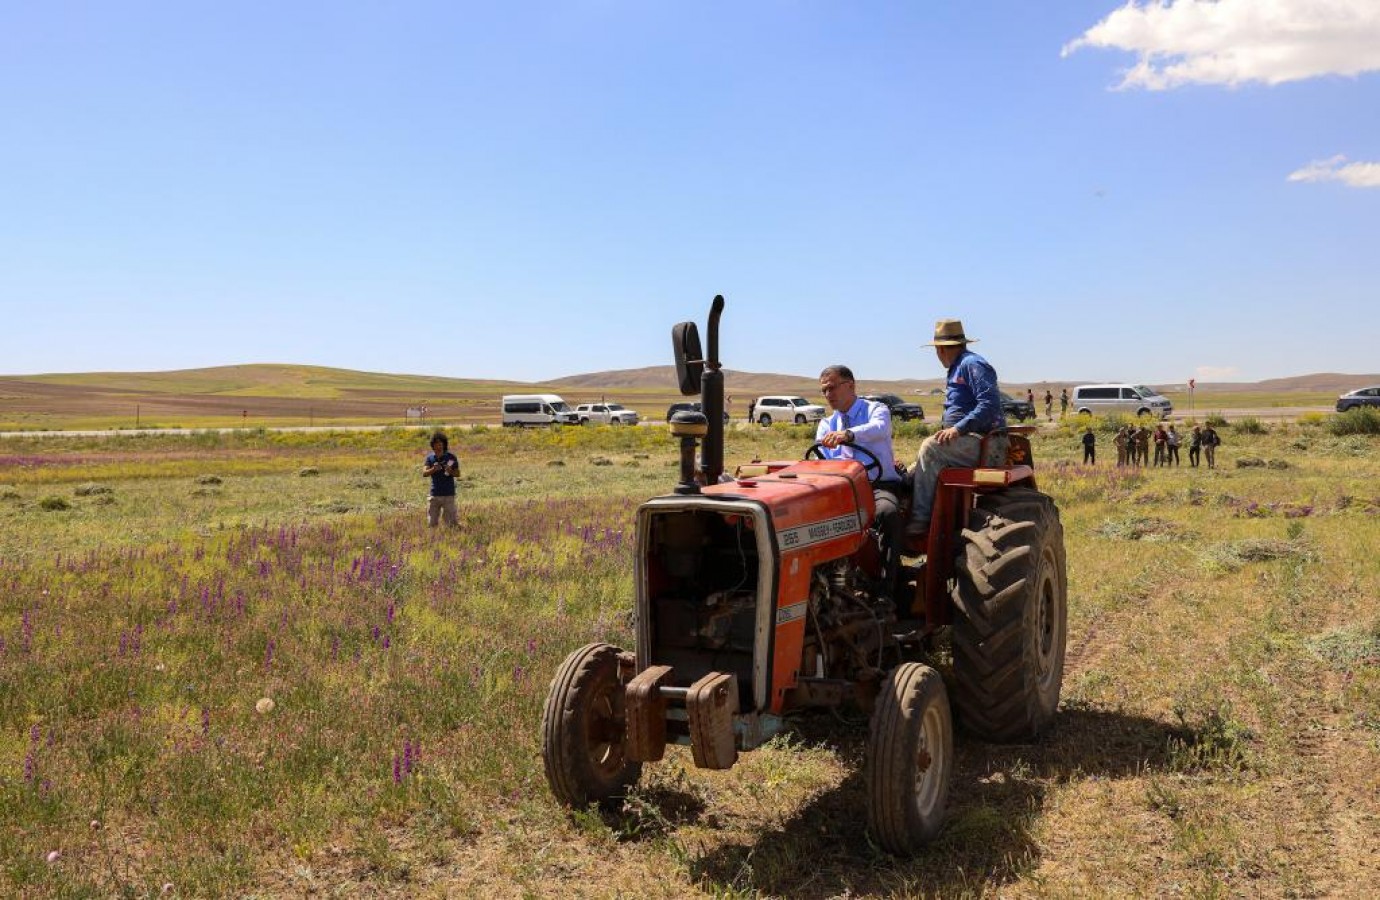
[
  {"left": 1029, "top": 387, "right": 1070, "bottom": 421},
  {"left": 1098, "top": 423, "right": 1220, "bottom": 469}
]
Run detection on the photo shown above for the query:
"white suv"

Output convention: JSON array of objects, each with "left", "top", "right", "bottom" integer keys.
[
  {"left": 574, "top": 402, "right": 640, "bottom": 425},
  {"left": 751, "top": 395, "right": 826, "bottom": 426}
]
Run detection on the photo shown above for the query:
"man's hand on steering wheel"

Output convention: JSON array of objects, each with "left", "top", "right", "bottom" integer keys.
[{"left": 804, "top": 440, "right": 884, "bottom": 483}]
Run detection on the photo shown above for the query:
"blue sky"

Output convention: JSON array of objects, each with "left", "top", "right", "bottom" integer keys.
[{"left": 1, "top": 1, "right": 1376, "bottom": 385}]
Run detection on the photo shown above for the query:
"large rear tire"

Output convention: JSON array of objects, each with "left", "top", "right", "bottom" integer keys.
[
  {"left": 951, "top": 488, "right": 1067, "bottom": 742},
  {"left": 541, "top": 643, "right": 641, "bottom": 807},
  {"left": 865, "top": 663, "right": 953, "bottom": 855}
]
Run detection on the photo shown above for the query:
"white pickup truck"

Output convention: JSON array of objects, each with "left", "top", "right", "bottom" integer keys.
[{"left": 574, "top": 402, "right": 641, "bottom": 425}]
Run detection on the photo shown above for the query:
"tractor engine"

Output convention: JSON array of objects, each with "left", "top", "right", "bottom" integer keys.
[{"left": 802, "top": 557, "right": 894, "bottom": 688}]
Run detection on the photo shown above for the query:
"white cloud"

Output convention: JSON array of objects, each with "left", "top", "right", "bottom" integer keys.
[
  {"left": 1196, "top": 366, "right": 1240, "bottom": 380},
  {"left": 1288, "top": 155, "right": 1380, "bottom": 188},
  {"left": 1063, "top": 0, "right": 1380, "bottom": 90}
]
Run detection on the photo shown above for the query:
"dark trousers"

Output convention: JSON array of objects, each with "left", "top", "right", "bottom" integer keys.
[
  {"left": 873, "top": 483, "right": 903, "bottom": 593},
  {"left": 1168, "top": 446, "right": 1180, "bottom": 465},
  {"left": 1083, "top": 446, "right": 1095, "bottom": 464},
  {"left": 1189, "top": 446, "right": 1200, "bottom": 467}
]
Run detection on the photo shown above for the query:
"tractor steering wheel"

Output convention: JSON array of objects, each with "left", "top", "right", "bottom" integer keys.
[{"left": 804, "top": 441, "right": 884, "bottom": 483}]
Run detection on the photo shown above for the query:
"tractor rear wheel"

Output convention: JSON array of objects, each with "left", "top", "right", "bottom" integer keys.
[
  {"left": 865, "top": 662, "right": 953, "bottom": 855},
  {"left": 951, "top": 487, "right": 1067, "bottom": 742},
  {"left": 541, "top": 642, "right": 641, "bottom": 807}
]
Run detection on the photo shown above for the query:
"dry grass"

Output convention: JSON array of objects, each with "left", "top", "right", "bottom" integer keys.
[{"left": 1, "top": 423, "right": 1377, "bottom": 897}]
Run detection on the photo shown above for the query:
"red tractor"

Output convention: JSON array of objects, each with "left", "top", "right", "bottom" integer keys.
[{"left": 542, "top": 296, "right": 1067, "bottom": 853}]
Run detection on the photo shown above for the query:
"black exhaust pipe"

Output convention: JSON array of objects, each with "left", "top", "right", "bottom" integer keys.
[{"left": 701, "top": 295, "right": 725, "bottom": 484}]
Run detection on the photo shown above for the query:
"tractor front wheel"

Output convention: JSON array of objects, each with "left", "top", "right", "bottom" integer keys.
[
  {"left": 541, "top": 642, "right": 641, "bottom": 807},
  {"left": 865, "top": 662, "right": 953, "bottom": 855},
  {"left": 951, "top": 487, "right": 1067, "bottom": 742}
]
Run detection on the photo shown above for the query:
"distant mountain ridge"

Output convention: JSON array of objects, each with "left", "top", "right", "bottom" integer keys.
[
  {"left": 4, "top": 362, "right": 1375, "bottom": 396},
  {"left": 550, "top": 366, "right": 1377, "bottom": 396}
]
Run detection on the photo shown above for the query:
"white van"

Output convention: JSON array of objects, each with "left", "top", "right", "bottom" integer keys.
[
  {"left": 501, "top": 394, "right": 579, "bottom": 427},
  {"left": 1071, "top": 384, "right": 1173, "bottom": 419}
]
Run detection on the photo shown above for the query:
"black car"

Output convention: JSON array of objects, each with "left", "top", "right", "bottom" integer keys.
[
  {"left": 665, "top": 401, "right": 730, "bottom": 424},
  {"left": 1000, "top": 391, "right": 1035, "bottom": 422},
  {"left": 1336, "top": 386, "right": 1380, "bottom": 412},
  {"left": 863, "top": 393, "right": 925, "bottom": 421}
]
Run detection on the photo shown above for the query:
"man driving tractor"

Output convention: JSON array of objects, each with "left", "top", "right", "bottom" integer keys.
[{"left": 814, "top": 364, "right": 904, "bottom": 590}]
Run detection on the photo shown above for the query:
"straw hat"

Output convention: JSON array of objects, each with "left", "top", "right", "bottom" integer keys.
[{"left": 925, "top": 319, "right": 977, "bottom": 346}]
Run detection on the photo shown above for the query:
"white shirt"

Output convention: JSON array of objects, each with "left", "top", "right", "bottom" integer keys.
[{"left": 815, "top": 397, "right": 896, "bottom": 482}]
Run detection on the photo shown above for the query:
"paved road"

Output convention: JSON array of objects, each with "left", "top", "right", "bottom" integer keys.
[{"left": 0, "top": 405, "right": 1335, "bottom": 439}]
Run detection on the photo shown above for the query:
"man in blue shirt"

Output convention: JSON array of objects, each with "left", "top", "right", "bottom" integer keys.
[
  {"left": 422, "top": 431, "right": 460, "bottom": 527},
  {"left": 906, "top": 320, "right": 1007, "bottom": 543},
  {"left": 816, "top": 365, "right": 903, "bottom": 590}
]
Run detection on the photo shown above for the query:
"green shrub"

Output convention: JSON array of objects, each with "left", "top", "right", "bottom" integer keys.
[
  {"left": 1330, "top": 407, "right": 1380, "bottom": 436},
  {"left": 893, "top": 420, "right": 934, "bottom": 439},
  {"left": 196, "top": 474, "right": 223, "bottom": 485},
  {"left": 1205, "top": 412, "right": 1229, "bottom": 427},
  {"left": 1233, "top": 416, "right": 1266, "bottom": 435},
  {"left": 298, "top": 467, "right": 320, "bottom": 477},
  {"left": 39, "top": 495, "right": 71, "bottom": 511},
  {"left": 74, "top": 482, "right": 114, "bottom": 496},
  {"left": 1297, "top": 411, "right": 1328, "bottom": 427},
  {"left": 1307, "top": 621, "right": 1380, "bottom": 670}
]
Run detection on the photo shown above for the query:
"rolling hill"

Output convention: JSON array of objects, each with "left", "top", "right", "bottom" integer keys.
[{"left": 1, "top": 363, "right": 1374, "bottom": 430}]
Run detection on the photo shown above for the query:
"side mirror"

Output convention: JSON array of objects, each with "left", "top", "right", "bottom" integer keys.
[{"left": 672, "top": 321, "right": 704, "bottom": 396}]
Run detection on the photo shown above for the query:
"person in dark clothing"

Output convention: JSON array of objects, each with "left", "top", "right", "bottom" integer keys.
[
  {"left": 1082, "top": 427, "right": 1096, "bottom": 464},
  {"left": 422, "top": 431, "right": 460, "bottom": 527},
  {"left": 1153, "top": 425, "right": 1168, "bottom": 466},
  {"left": 1188, "top": 425, "right": 1202, "bottom": 467},
  {"left": 1202, "top": 424, "right": 1221, "bottom": 469},
  {"left": 1134, "top": 426, "right": 1150, "bottom": 466}
]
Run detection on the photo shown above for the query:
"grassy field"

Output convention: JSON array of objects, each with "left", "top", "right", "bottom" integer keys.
[{"left": 1, "top": 418, "right": 1377, "bottom": 897}]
